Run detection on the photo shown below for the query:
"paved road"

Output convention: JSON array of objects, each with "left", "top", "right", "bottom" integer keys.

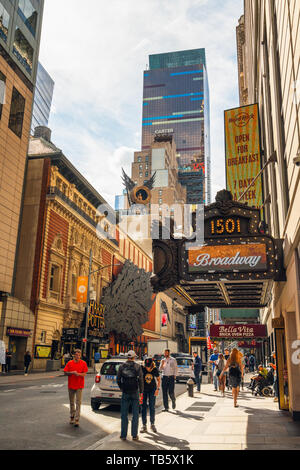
[{"left": 0, "top": 374, "right": 186, "bottom": 450}]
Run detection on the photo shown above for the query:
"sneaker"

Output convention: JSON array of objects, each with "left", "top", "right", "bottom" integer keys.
[
  {"left": 140, "top": 425, "right": 147, "bottom": 433},
  {"left": 74, "top": 421, "right": 79, "bottom": 427},
  {"left": 162, "top": 408, "right": 169, "bottom": 412},
  {"left": 151, "top": 424, "right": 157, "bottom": 433},
  {"left": 132, "top": 436, "right": 139, "bottom": 441}
]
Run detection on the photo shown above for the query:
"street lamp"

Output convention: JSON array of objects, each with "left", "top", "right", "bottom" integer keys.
[{"left": 82, "top": 248, "right": 121, "bottom": 356}]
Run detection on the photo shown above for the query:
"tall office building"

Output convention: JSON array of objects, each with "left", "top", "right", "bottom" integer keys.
[
  {"left": 31, "top": 61, "right": 55, "bottom": 133},
  {"left": 0, "top": 0, "right": 44, "bottom": 359},
  {"left": 142, "top": 49, "right": 211, "bottom": 204}
]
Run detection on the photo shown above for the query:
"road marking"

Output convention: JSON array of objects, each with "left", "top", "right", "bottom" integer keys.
[{"left": 56, "top": 433, "right": 74, "bottom": 439}]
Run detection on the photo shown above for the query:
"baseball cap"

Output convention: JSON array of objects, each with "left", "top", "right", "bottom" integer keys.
[
  {"left": 127, "top": 350, "right": 136, "bottom": 358},
  {"left": 144, "top": 358, "right": 153, "bottom": 367}
]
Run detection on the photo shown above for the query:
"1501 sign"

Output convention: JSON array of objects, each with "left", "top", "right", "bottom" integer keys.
[{"left": 205, "top": 217, "right": 249, "bottom": 237}]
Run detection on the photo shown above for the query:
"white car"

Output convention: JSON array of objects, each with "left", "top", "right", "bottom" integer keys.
[
  {"left": 175, "top": 356, "right": 195, "bottom": 383},
  {"left": 90, "top": 356, "right": 142, "bottom": 410}
]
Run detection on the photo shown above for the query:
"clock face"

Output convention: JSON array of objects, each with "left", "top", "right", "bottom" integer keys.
[{"left": 131, "top": 185, "right": 151, "bottom": 205}]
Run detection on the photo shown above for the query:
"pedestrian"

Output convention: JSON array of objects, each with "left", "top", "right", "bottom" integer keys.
[
  {"left": 271, "top": 352, "right": 278, "bottom": 402},
  {"left": 159, "top": 349, "right": 178, "bottom": 411},
  {"left": 209, "top": 348, "right": 219, "bottom": 391},
  {"left": 239, "top": 352, "right": 245, "bottom": 390},
  {"left": 216, "top": 353, "right": 226, "bottom": 397},
  {"left": 244, "top": 354, "right": 249, "bottom": 373},
  {"left": 24, "top": 351, "right": 32, "bottom": 376},
  {"left": 220, "top": 348, "right": 243, "bottom": 407},
  {"left": 117, "top": 350, "right": 144, "bottom": 441},
  {"left": 64, "top": 349, "right": 88, "bottom": 427},
  {"left": 140, "top": 357, "right": 160, "bottom": 433},
  {"left": 192, "top": 351, "right": 202, "bottom": 392},
  {"left": 3, "top": 349, "right": 12, "bottom": 373},
  {"left": 94, "top": 349, "right": 100, "bottom": 363},
  {"left": 224, "top": 348, "right": 230, "bottom": 390},
  {"left": 249, "top": 354, "right": 255, "bottom": 372}
]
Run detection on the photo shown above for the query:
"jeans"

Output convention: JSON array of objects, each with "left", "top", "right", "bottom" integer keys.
[
  {"left": 162, "top": 376, "right": 175, "bottom": 410},
  {"left": 194, "top": 370, "right": 202, "bottom": 391},
  {"left": 68, "top": 388, "right": 83, "bottom": 422},
  {"left": 120, "top": 391, "right": 140, "bottom": 438},
  {"left": 213, "top": 372, "right": 218, "bottom": 390},
  {"left": 142, "top": 389, "right": 156, "bottom": 425}
]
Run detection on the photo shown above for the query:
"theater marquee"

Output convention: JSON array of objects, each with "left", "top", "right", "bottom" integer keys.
[{"left": 152, "top": 190, "right": 285, "bottom": 308}]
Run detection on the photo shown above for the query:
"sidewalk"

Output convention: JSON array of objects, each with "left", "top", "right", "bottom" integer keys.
[
  {"left": 0, "top": 367, "right": 95, "bottom": 385},
  {"left": 88, "top": 377, "right": 300, "bottom": 451}
]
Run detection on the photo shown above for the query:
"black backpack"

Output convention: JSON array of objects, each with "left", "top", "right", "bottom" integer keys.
[
  {"left": 229, "top": 363, "right": 241, "bottom": 379},
  {"left": 120, "top": 362, "right": 139, "bottom": 393}
]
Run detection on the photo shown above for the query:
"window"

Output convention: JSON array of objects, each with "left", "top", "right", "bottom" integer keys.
[
  {"left": 159, "top": 198, "right": 162, "bottom": 205},
  {"left": 138, "top": 157, "right": 142, "bottom": 162},
  {"left": 0, "top": 70, "right": 6, "bottom": 120},
  {"left": 0, "top": 2, "right": 10, "bottom": 42},
  {"left": 145, "top": 171, "right": 149, "bottom": 177},
  {"left": 139, "top": 164, "right": 143, "bottom": 170},
  {"left": 8, "top": 87, "right": 25, "bottom": 138},
  {"left": 145, "top": 156, "right": 149, "bottom": 161},
  {"left": 139, "top": 172, "right": 143, "bottom": 178},
  {"left": 49, "top": 265, "right": 60, "bottom": 292},
  {"left": 18, "top": 0, "right": 37, "bottom": 36},
  {"left": 13, "top": 27, "right": 34, "bottom": 74},
  {"left": 71, "top": 274, "right": 77, "bottom": 298}
]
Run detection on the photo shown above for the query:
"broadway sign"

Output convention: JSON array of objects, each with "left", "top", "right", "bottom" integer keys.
[
  {"left": 210, "top": 324, "right": 267, "bottom": 339},
  {"left": 188, "top": 243, "right": 267, "bottom": 273}
]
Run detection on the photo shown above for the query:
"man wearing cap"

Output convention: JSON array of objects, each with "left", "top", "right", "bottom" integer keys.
[
  {"left": 159, "top": 349, "right": 178, "bottom": 411},
  {"left": 117, "top": 350, "right": 144, "bottom": 441}
]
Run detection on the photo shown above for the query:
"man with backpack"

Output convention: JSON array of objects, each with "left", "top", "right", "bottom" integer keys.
[
  {"left": 117, "top": 350, "right": 144, "bottom": 441},
  {"left": 249, "top": 354, "right": 256, "bottom": 372}
]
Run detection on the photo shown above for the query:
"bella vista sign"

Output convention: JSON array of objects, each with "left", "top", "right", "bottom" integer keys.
[
  {"left": 210, "top": 324, "right": 267, "bottom": 339},
  {"left": 188, "top": 243, "right": 267, "bottom": 273}
]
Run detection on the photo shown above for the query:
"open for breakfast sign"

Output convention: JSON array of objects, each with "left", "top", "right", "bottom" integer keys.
[{"left": 224, "top": 103, "right": 263, "bottom": 213}]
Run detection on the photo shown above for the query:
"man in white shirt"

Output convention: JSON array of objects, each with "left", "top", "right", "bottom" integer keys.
[{"left": 159, "top": 349, "right": 178, "bottom": 411}]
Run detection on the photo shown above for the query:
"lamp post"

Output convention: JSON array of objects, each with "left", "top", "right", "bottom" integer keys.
[{"left": 82, "top": 248, "right": 121, "bottom": 357}]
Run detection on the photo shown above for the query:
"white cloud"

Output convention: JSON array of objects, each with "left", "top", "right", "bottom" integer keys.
[{"left": 39, "top": 0, "right": 243, "bottom": 206}]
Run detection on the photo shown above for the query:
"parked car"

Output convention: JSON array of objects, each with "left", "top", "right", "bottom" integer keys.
[
  {"left": 90, "top": 356, "right": 142, "bottom": 410},
  {"left": 175, "top": 355, "right": 195, "bottom": 383}
]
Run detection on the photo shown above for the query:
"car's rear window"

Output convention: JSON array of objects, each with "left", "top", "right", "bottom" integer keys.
[
  {"left": 101, "top": 362, "right": 123, "bottom": 376},
  {"left": 177, "top": 358, "right": 193, "bottom": 366}
]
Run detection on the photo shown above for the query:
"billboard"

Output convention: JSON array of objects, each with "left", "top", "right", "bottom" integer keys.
[{"left": 224, "top": 104, "right": 263, "bottom": 212}]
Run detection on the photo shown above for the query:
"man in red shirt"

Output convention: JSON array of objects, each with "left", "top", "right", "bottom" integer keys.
[{"left": 64, "top": 349, "right": 88, "bottom": 427}]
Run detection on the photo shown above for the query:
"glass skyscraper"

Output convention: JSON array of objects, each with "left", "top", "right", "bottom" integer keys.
[
  {"left": 31, "top": 61, "right": 54, "bottom": 133},
  {"left": 142, "top": 48, "right": 211, "bottom": 204}
]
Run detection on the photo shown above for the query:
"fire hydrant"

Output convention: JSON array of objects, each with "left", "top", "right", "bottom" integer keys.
[{"left": 187, "top": 378, "right": 194, "bottom": 397}]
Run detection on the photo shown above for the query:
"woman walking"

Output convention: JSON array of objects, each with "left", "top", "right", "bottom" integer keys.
[
  {"left": 220, "top": 348, "right": 243, "bottom": 407},
  {"left": 216, "top": 353, "right": 226, "bottom": 396}
]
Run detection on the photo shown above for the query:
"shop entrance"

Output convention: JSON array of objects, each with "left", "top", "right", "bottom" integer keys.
[{"left": 9, "top": 336, "right": 27, "bottom": 370}]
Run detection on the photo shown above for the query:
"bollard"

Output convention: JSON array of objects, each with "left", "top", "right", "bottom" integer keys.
[{"left": 187, "top": 378, "right": 194, "bottom": 397}]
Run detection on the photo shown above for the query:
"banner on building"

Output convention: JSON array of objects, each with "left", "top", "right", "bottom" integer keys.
[
  {"left": 161, "top": 300, "right": 170, "bottom": 327},
  {"left": 224, "top": 103, "right": 263, "bottom": 213},
  {"left": 76, "top": 276, "right": 88, "bottom": 303}
]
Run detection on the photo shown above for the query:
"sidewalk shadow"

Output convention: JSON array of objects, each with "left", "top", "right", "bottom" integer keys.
[
  {"left": 172, "top": 410, "right": 204, "bottom": 421},
  {"left": 142, "top": 430, "right": 190, "bottom": 450}
]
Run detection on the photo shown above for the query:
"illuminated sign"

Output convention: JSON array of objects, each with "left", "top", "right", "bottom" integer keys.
[
  {"left": 210, "top": 324, "right": 267, "bottom": 339},
  {"left": 88, "top": 301, "right": 105, "bottom": 338},
  {"left": 224, "top": 104, "right": 263, "bottom": 213},
  {"left": 188, "top": 244, "right": 267, "bottom": 273},
  {"left": 7, "top": 327, "right": 31, "bottom": 337}
]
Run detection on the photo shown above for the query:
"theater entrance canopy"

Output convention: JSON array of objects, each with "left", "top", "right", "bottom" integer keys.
[{"left": 151, "top": 190, "right": 286, "bottom": 310}]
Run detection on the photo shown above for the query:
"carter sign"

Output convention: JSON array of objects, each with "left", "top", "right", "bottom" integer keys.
[{"left": 188, "top": 243, "right": 267, "bottom": 273}]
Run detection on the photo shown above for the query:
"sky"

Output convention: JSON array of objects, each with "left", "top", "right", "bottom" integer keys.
[{"left": 39, "top": 0, "right": 244, "bottom": 207}]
